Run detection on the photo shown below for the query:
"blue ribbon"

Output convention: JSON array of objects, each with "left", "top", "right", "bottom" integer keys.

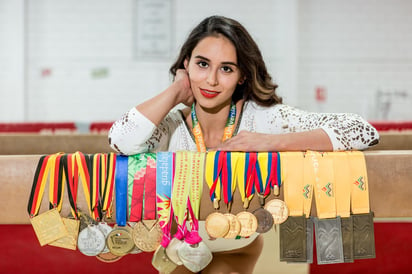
[{"left": 115, "top": 155, "right": 128, "bottom": 226}]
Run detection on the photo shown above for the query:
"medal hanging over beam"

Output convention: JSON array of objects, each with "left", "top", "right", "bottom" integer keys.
[
  {"left": 178, "top": 152, "right": 212, "bottom": 273},
  {"left": 311, "top": 151, "right": 344, "bottom": 265},
  {"left": 346, "top": 151, "right": 376, "bottom": 260},
  {"left": 49, "top": 153, "right": 81, "bottom": 251},
  {"left": 75, "top": 152, "right": 106, "bottom": 256},
  {"left": 106, "top": 155, "right": 135, "bottom": 257},
  {"left": 129, "top": 153, "right": 162, "bottom": 252},
  {"left": 236, "top": 152, "right": 258, "bottom": 238},
  {"left": 251, "top": 152, "right": 275, "bottom": 233},
  {"left": 205, "top": 151, "right": 230, "bottom": 239},
  {"left": 152, "top": 152, "right": 177, "bottom": 274},
  {"left": 27, "top": 154, "right": 68, "bottom": 247}
]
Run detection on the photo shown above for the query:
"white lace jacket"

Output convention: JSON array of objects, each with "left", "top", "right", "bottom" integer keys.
[{"left": 109, "top": 101, "right": 379, "bottom": 154}]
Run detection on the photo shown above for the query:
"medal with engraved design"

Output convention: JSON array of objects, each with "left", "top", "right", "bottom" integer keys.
[
  {"left": 77, "top": 224, "right": 106, "bottom": 256},
  {"left": 253, "top": 194, "right": 274, "bottom": 233},
  {"left": 152, "top": 245, "right": 177, "bottom": 274},
  {"left": 178, "top": 241, "right": 213, "bottom": 273},
  {"left": 132, "top": 219, "right": 162, "bottom": 252},
  {"left": 205, "top": 199, "right": 230, "bottom": 238},
  {"left": 236, "top": 210, "right": 258, "bottom": 237},
  {"left": 106, "top": 225, "right": 135, "bottom": 256},
  {"left": 265, "top": 198, "right": 289, "bottom": 224},
  {"left": 223, "top": 213, "right": 241, "bottom": 239}
]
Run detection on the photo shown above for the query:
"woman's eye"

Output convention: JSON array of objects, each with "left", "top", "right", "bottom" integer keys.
[
  {"left": 221, "top": 66, "right": 233, "bottom": 73},
  {"left": 197, "top": 61, "right": 208, "bottom": 68}
]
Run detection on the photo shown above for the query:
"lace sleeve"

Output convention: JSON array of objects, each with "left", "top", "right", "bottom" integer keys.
[
  {"left": 277, "top": 105, "right": 380, "bottom": 150},
  {"left": 108, "top": 108, "right": 177, "bottom": 155}
]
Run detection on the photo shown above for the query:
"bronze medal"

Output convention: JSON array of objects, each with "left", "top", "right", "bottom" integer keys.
[
  {"left": 253, "top": 207, "right": 274, "bottom": 233},
  {"left": 152, "top": 245, "right": 177, "bottom": 274},
  {"left": 132, "top": 220, "right": 162, "bottom": 252},
  {"left": 49, "top": 217, "right": 80, "bottom": 250},
  {"left": 96, "top": 251, "right": 122, "bottom": 263},
  {"left": 165, "top": 238, "right": 184, "bottom": 266},
  {"left": 106, "top": 225, "right": 135, "bottom": 256},
  {"left": 264, "top": 199, "right": 289, "bottom": 224},
  {"left": 205, "top": 212, "right": 230, "bottom": 238},
  {"left": 223, "top": 213, "right": 241, "bottom": 239},
  {"left": 236, "top": 211, "right": 258, "bottom": 238},
  {"left": 30, "top": 208, "right": 68, "bottom": 246},
  {"left": 77, "top": 224, "right": 106, "bottom": 256},
  {"left": 178, "top": 241, "right": 213, "bottom": 273}
]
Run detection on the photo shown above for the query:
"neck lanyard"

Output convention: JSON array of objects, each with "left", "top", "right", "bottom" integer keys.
[{"left": 191, "top": 101, "right": 236, "bottom": 152}]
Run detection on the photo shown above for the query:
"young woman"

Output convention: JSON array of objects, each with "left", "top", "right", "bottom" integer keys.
[{"left": 109, "top": 15, "right": 379, "bottom": 274}]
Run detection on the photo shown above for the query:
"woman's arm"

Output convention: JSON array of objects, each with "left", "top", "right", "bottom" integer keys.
[
  {"left": 217, "top": 104, "right": 379, "bottom": 152},
  {"left": 108, "top": 70, "right": 193, "bottom": 155}
]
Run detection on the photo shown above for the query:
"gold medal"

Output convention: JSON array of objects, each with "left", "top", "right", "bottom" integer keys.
[
  {"left": 265, "top": 199, "right": 289, "bottom": 224},
  {"left": 30, "top": 208, "right": 68, "bottom": 246},
  {"left": 223, "top": 213, "right": 241, "bottom": 239},
  {"left": 106, "top": 225, "right": 135, "bottom": 256},
  {"left": 49, "top": 217, "right": 80, "bottom": 250},
  {"left": 205, "top": 212, "right": 230, "bottom": 238},
  {"left": 236, "top": 211, "right": 258, "bottom": 238},
  {"left": 132, "top": 220, "right": 162, "bottom": 252},
  {"left": 152, "top": 245, "right": 177, "bottom": 274}
]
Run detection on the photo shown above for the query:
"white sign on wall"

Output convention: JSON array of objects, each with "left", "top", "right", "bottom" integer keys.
[{"left": 135, "top": 0, "right": 173, "bottom": 59}]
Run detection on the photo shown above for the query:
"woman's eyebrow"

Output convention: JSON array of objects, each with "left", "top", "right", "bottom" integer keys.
[{"left": 194, "top": 55, "right": 238, "bottom": 67}]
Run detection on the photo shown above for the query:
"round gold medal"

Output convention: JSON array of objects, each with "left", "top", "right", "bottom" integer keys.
[
  {"left": 205, "top": 212, "right": 230, "bottom": 238},
  {"left": 223, "top": 213, "right": 241, "bottom": 239},
  {"left": 236, "top": 211, "right": 258, "bottom": 238},
  {"left": 132, "top": 220, "right": 162, "bottom": 252},
  {"left": 264, "top": 199, "right": 289, "bottom": 224},
  {"left": 106, "top": 225, "right": 135, "bottom": 256}
]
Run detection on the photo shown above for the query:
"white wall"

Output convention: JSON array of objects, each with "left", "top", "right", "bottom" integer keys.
[{"left": 0, "top": 0, "right": 411, "bottom": 122}]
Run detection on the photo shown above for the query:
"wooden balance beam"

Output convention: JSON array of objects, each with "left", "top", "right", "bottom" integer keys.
[{"left": 0, "top": 150, "right": 411, "bottom": 224}]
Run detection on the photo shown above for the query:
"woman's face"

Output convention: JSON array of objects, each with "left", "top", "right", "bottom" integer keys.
[{"left": 185, "top": 34, "right": 243, "bottom": 111}]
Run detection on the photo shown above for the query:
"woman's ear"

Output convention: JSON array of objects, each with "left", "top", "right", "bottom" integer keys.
[
  {"left": 184, "top": 58, "right": 189, "bottom": 70},
  {"left": 238, "top": 76, "right": 246, "bottom": 85}
]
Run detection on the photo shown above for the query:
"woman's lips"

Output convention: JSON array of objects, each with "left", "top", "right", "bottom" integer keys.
[{"left": 200, "top": 88, "right": 219, "bottom": 98}]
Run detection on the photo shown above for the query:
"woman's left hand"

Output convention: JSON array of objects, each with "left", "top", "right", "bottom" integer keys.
[{"left": 216, "top": 131, "right": 276, "bottom": 152}]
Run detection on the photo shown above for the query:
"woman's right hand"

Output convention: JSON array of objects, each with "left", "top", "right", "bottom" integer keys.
[{"left": 173, "top": 69, "right": 194, "bottom": 107}]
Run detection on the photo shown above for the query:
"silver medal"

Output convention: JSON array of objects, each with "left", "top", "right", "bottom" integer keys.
[
  {"left": 178, "top": 241, "right": 213, "bottom": 273},
  {"left": 165, "top": 237, "right": 184, "bottom": 265},
  {"left": 77, "top": 224, "right": 106, "bottom": 256}
]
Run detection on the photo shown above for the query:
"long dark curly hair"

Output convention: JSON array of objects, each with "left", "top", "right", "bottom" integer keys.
[{"left": 170, "top": 15, "right": 282, "bottom": 106}]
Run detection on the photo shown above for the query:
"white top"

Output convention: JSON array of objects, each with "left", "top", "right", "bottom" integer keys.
[
  {"left": 109, "top": 101, "right": 379, "bottom": 155},
  {"left": 108, "top": 101, "right": 379, "bottom": 252}
]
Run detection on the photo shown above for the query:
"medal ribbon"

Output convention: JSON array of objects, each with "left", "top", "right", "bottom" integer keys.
[
  {"left": 267, "top": 152, "right": 281, "bottom": 193},
  {"left": 172, "top": 151, "right": 192, "bottom": 239},
  {"left": 346, "top": 151, "right": 370, "bottom": 214},
  {"left": 63, "top": 153, "right": 80, "bottom": 219},
  {"left": 311, "top": 151, "right": 336, "bottom": 219},
  {"left": 244, "top": 152, "right": 257, "bottom": 207},
  {"left": 221, "top": 152, "right": 236, "bottom": 205},
  {"left": 205, "top": 151, "right": 220, "bottom": 206},
  {"left": 48, "top": 153, "right": 65, "bottom": 211},
  {"left": 115, "top": 155, "right": 129, "bottom": 226},
  {"left": 280, "top": 152, "right": 305, "bottom": 216},
  {"left": 100, "top": 153, "right": 116, "bottom": 219},
  {"left": 329, "top": 152, "right": 352, "bottom": 217},
  {"left": 255, "top": 152, "right": 271, "bottom": 197},
  {"left": 235, "top": 153, "right": 248, "bottom": 207},
  {"left": 191, "top": 101, "right": 236, "bottom": 152},
  {"left": 185, "top": 152, "right": 205, "bottom": 245},
  {"left": 128, "top": 153, "right": 157, "bottom": 222},
  {"left": 74, "top": 152, "right": 97, "bottom": 219},
  {"left": 156, "top": 152, "right": 174, "bottom": 247},
  {"left": 91, "top": 154, "right": 102, "bottom": 221},
  {"left": 27, "top": 155, "right": 52, "bottom": 217}
]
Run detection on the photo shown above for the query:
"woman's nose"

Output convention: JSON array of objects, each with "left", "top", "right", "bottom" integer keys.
[{"left": 206, "top": 71, "right": 218, "bottom": 86}]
